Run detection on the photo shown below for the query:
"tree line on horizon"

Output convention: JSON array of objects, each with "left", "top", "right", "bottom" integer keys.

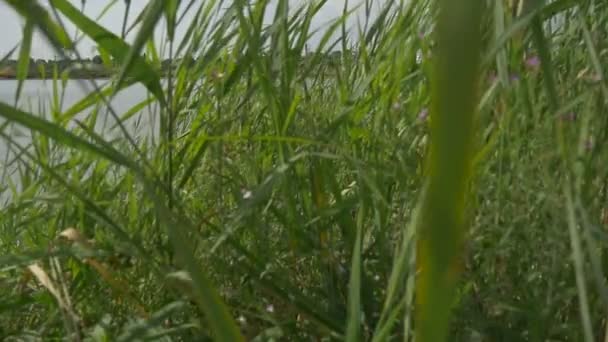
[
  {"left": 0, "top": 55, "right": 112, "bottom": 79},
  {"left": 0, "top": 49, "right": 355, "bottom": 80}
]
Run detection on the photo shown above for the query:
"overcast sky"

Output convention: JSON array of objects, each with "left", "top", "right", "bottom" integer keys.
[{"left": 0, "top": 0, "right": 387, "bottom": 59}]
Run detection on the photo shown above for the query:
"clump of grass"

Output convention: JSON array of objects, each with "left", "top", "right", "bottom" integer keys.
[{"left": 1, "top": 0, "right": 607, "bottom": 341}]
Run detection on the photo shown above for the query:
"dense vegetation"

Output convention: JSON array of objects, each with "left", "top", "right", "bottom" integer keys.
[{"left": 0, "top": 0, "right": 606, "bottom": 341}]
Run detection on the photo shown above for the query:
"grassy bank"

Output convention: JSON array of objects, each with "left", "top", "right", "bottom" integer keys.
[{"left": 1, "top": 0, "right": 607, "bottom": 341}]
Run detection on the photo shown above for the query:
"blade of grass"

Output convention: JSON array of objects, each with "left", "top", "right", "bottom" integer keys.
[
  {"left": 164, "top": 0, "right": 181, "bottom": 41},
  {"left": 0, "top": 44, "right": 19, "bottom": 66},
  {"left": 415, "top": 0, "right": 483, "bottom": 341},
  {"left": 15, "top": 17, "right": 34, "bottom": 106},
  {"left": 372, "top": 196, "right": 418, "bottom": 341},
  {"left": 4, "top": 0, "right": 73, "bottom": 51},
  {"left": 564, "top": 186, "right": 595, "bottom": 342},
  {"left": 49, "top": 0, "right": 166, "bottom": 106},
  {"left": 59, "top": 82, "right": 129, "bottom": 124},
  {"left": 117, "top": 301, "right": 186, "bottom": 342},
  {"left": 0, "top": 101, "right": 135, "bottom": 170},
  {"left": 142, "top": 183, "right": 245, "bottom": 342},
  {"left": 483, "top": 5, "right": 541, "bottom": 67},
  {"left": 0, "top": 131, "right": 151, "bottom": 264},
  {"left": 115, "top": 0, "right": 166, "bottom": 103},
  {"left": 530, "top": 15, "right": 559, "bottom": 111},
  {"left": 345, "top": 204, "right": 364, "bottom": 341},
  {"left": 577, "top": 10, "right": 608, "bottom": 102}
]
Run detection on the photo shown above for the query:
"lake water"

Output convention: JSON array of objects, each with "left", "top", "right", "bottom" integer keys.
[
  {"left": 0, "top": 80, "right": 160, "bottom": 199},
  {"left": 0, "top": 79, "right": 158, "bottom": 155}
]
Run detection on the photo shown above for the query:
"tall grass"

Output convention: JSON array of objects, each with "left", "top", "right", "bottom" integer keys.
[{"left": 0, "top": 0, "right": 607, "bottom": 341}]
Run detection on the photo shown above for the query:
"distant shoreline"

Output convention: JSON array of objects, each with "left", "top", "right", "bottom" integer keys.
[
  {"left": 0, "top": 57, "right": 173, "bottom": 81},
  {"left": 0, "top": 76, "right": 113, "bottom": 80}
]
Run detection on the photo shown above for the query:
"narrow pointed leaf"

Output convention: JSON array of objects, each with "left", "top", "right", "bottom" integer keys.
[
  {"left": 164, "top": 0, "right": 181, "bottom": 41},
  {"left": 416, "top": 0, "right": 483, "bottom": 341},
  {"left": 4, "top": 0, "right": 72, "bottom": 51},
  {"left": 115, "top": 0, "right": 165, "bottom": 98},
  {"left": 15, "top": 17, "right": 34, "bottom": 106},
  {"left": 345, "top": 206, "right": 364, "bottom": 341},
  {"left": 0, "top": 101, "right": 135, "bottom": 169},
  {"left": 49, "top": 0, "right": 166, "bottom": 106}
]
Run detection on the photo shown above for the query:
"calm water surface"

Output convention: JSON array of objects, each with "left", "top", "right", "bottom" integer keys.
[
  {"left": 0, "top": 80, "right": 161, "bottom": 199},
  {"left": 0, "top": 79, "right": 159, "bottom": 154}
]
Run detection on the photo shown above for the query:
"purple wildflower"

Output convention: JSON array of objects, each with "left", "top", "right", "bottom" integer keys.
[
  {"left": 418, "top": 108, "right": 429, "bottom": 121},
  {"left": 525, "top": 55, "right": 541, "bottom": 69},
  {"left": 510, "top": 73, "right": 520, "bottom": 82}
]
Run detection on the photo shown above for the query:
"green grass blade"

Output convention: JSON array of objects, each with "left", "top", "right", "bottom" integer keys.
[
  {"left": 0, "top": 131, "right": 151, "bottom": 264},
  {"left": 372, "top": 199, "right": 419, "bottom": 340},
  {"left": 564, "top": 187, "right": 595, "bottom": 342},
  {"left": 493, "top": 0, "right": 509, "bottom": 85},
  {"left": 0, "top": 101, "right": 135, "bottom": 170},
  {"left": 577, "top": 10, "right": 608, "bottom": 101},
  {"left": 117, "top": 301, "right": 186, "bottom": 342},
  {"left": 0, "top": 44, "right": 19, "bottom": 66},
  {"left": 345, "top": 205, "right": 364, "bottom": 341},
  {"left": 482, "top": 6, "right": 541, "bottom": 66},
  {"left": 530, "top": 15, "right": 559, "bottom": 111},
  {"left": 4, "top": 0, "right": 72, "bottom": 51},
  {"left": 15, "top": 17, "right": 34, "bottom": 106},
  {"left": 164, "top": 0, "right": 181, "bottom": 41},
  {"left": 142, "top": 185, "right": 245, "bottom": 342},
  {"left": 115, "top": 0, "right": 165, "bottom": 102},
  {"left": 59, "top": 83, "right": 126, "bottom": 124},
  {"left": 49, "top": 0, "right": 166, "bottom": 106},
  {"left": 541, "top": 0, "right": 578, "bottom": 20},
  {"left": 415, "top": 0, "right": 483, "bottom": 341},
  {"left": 109, "top": 97, "right": 156, "bottom": 131}
]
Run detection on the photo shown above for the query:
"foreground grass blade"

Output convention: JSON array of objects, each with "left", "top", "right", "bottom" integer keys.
[
  {"left": 115, "top": 0, "right": 165, "bottom": 97},
  {"left": 415, "top": 0, "right": 483, "bottom": 341},
  {"left": 164, "top": 0, "right": 181, "bottom": 41},
  {"left": 3, "top": 0, "right": 607, "bottom": 339},
  {"left": 0, "top": 102, "right": 241, "bottom": 340},
  {"left": 0, "top": 130, "right": 152, "bottom": 267},
  {"left": 0, "top": 44, "right": 19, "bottom": 67},
  {"left": 0, "top": 101, "right": 135, "bottom": 169},
  {"left": 15, "top": 17, "right": 34, "bottom": 106},
  {"left": 49, "top": 0, "right": 166, "bottom": 106},
  {"left": 4, "top": 0, "right": 72, "bottom": 51},
  {"left": 530, "top": 14, "right": 559, "bottom": 112},
  {"left": 143, "top": 186, "right": 245, "bottom": 342},
  {"left": 59, "top": 82, "right": 128, "bottom": 124},
  {"left": 565, "top": 185, "right": 595, "bottom": 342},
  {"left": 345, "top": 205, "right": 364, "bottom": 341}
]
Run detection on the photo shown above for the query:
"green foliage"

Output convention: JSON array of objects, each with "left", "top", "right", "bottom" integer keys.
[
  {"left": 1, "top": 0, "right": 608, "bottom": 341},
  {"left": 415, "top": 1, "right": 482, "bottom": 341}
]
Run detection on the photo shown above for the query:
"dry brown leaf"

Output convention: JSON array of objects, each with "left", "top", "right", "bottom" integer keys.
[
  {"left": 58, "top": 227, "right": 148, "bottom": 318},
  {"left": 27, "top": 263, "right": 67, "bottom": 310},
  {"left": 58, "top": 227, "right": 94, "bottom": 248}
]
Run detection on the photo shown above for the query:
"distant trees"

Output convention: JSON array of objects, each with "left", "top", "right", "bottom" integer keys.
[
  {"left": 0, "top": 57, "right": 112, "bottom": 79},
  {"left": 0, "top": 50, "right": 356, "bottom": 79}
]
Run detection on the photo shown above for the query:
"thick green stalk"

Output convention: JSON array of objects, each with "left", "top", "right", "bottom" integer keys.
[{"left": 415, "top": 1, "right": 483, "bottom": 341}]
